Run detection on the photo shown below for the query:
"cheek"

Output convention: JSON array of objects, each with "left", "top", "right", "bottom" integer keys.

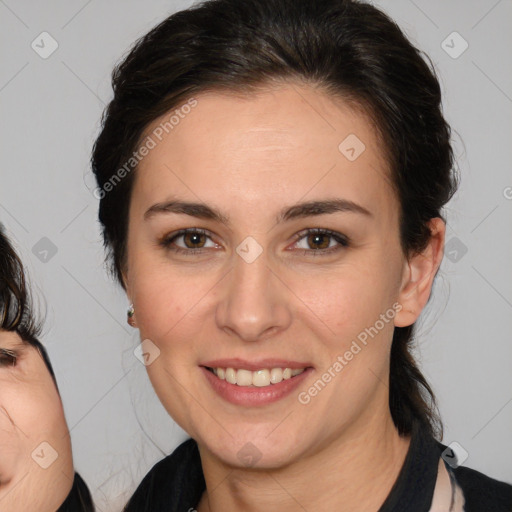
[
  {"left": 28, "top": 394, "right": 68, "bottom": 441},
  {"left": 293, "top": 264, "right": 393, "bottom": 340},
  {"left": 131, "top": 262, "right": 214, "bottom": 342},
  {"left": 1, "top": 387, "right": 65, "bottom": 439},
  {"left": 0, "top": 370, "right": 73, "bottom": 506},
  {"left": 0, "top": 389, "right": 66, "bottom": 486},
  {"left": 134, "top": 278, "right": 186, "bottom": 339},
  {"left": 0, "top": 396, "right": 23, "bottom": 483}
]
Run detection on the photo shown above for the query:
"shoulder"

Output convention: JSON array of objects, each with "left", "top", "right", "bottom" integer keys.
[
  {"left": 434, "top": 440, "right": 512, "bottom": 511},
  {"left": 124, "top": 438, "right": 205, "bottom": 512},
  {"left": 450, "top": 464, "right": 512, "bottom": 512}
]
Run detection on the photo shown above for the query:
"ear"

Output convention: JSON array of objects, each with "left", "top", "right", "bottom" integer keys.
[{"left": 394, "top": 218, "right": 446, "bottom": 328}]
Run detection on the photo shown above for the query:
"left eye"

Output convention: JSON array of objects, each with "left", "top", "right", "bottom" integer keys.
[
  {"left": 0, "top": 349, "right": 17, "bottom": 367},
  {"left": 292, "top": 228, "right": 350, "bottom": 254}
]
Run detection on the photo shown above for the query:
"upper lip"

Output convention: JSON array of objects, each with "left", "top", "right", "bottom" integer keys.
[{"left": 201, "top": 358, "right": 312, "bottom": 371}]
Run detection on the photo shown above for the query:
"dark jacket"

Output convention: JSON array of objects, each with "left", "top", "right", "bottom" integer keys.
[{"left": 124, "top": 420, "right": 512, "bottom": 511}]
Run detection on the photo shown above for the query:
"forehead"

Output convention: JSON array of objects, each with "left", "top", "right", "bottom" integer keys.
[{"left": 134, "top": 83, "right": 397, "bottom": 225}]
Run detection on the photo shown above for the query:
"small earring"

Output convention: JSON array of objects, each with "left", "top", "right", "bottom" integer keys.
[{"left": 127, "top": 304, "right": 136, "bottom": 327}]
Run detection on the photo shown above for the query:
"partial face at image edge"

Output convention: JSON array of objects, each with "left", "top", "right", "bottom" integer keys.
[{"left": 0, "top": 329, "right": 74, "bottom": 511}]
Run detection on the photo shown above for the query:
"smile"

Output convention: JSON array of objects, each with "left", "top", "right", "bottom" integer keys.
[
  {"left": 206, "top": 366, "right": 306, "bottom": 387},
  {"left": 201, "top": 363, "right": 313, "bottom": 406}
]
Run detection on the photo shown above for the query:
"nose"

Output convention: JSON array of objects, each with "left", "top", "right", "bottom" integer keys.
[{"left": 215, "top": 247, "right": 292, "bottom": 342}]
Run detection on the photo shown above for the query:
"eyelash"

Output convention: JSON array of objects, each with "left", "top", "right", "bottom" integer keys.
[
  {"left": 159, "top": 228, "right": 350, "bottom": 257},
  {"left": 0, "top": 348, "right": 17, "bottom": 367}
]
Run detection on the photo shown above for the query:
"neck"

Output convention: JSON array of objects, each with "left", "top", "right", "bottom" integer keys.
[{"left": 196, "top": 402, "right": 412, "bottom": 512}]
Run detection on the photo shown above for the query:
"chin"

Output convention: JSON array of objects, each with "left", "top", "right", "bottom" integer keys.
[{"left": 199, "top": 426, "right": 304, "bottom": 470}]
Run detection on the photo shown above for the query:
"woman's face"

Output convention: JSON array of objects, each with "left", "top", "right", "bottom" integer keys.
[
  {"left": 0, "top": 330, "right": 73, "bottom": 511},
  {"left": 124, "top": 83, "right": 418, "bottom": 468}
]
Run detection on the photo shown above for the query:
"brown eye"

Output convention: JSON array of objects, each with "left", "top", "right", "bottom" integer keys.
[
  {"left": 0, "top": 348, "right": 17, "bottom": 367},
  {"left": 292, "top": 228, "right": 350, "bottom": 255},
  {"left": 306, "top": 232, "right": 331, "bottom": 250},
  {"left": 160, "top": 228, "right": 218, "bottom": 255},
  {"left": 182, "top": 231, "right": 207, "bottom": 249}
]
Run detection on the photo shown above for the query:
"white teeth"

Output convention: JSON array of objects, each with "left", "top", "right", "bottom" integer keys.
[
  {"left": 270, "top": 368, "right": 283, "bottom": 384},
  {"left": 253, "top": 369, "right": 270, "bottom": 387},
  {"left": 210, "top": 366, "right": 306, "bottom": 387},
  {"left": 225, "top": 367, "right": 237, "bottom": 384},
  {"left": 236, "top": 369, "right": 253, "bottom": 386}
]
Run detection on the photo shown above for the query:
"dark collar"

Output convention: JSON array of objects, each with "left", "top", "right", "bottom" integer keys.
[{"left": 379, "top": 419, "right": 442, "bottom": 512}]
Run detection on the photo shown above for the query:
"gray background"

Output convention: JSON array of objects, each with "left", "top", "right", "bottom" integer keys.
[{"left": 1, "top": 0, "right": 511, "bottom": 510}]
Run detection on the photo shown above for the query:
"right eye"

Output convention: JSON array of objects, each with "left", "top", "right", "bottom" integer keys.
[
  {"left": 159, "top": 228, "right": 219, "bottom": 255},
  {"left": 0, "top": 348, "right": 17, "bottom": 367}
]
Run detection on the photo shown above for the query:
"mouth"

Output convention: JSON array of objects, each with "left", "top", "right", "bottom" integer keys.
[
  {"left": 204, "top": 366, "right": 308, "bottom": 387},
  {"left": 200, "top": 362, "right": 313, "bottom": 406}
]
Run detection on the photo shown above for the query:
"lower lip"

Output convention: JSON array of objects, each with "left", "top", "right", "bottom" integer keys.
[{"left": 201, "top": 366, "right": 313, "bottom": 406}]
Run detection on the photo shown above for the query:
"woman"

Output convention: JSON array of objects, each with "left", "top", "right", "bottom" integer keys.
[
  {"left": 0, "top": 225, "right": 94, "bottom": 511},
  {"left": 91, "top": 0, "right": 512, "bottom": 510}
]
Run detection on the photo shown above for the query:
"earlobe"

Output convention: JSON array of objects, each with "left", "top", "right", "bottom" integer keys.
[
  {"left": 122, "top": 269, "right": 138, "bottom": 328},
  {"left": 394, "top": 218, "right": 446, "bottom": 328},
  {"left": 127, "top": 303, "right": 137, "bottom": 328}
]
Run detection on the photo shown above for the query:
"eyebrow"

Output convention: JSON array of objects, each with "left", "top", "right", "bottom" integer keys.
[{"left": 144, "top": 198, "right": 373, "bottom": 225}]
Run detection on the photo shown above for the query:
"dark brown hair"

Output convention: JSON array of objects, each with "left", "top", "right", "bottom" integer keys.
[
  {"left": 0, "top": 224, "right": 54, "bottom": 378},
  {"left": 91, "top": 0, "right": 459, "bottom": 439},
  {"left": 0, "top": 225, "right": 40, "bottom": 337}
]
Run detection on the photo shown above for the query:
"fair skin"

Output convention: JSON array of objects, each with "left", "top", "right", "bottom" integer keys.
[
  {"left": 0, "top": 331, "right": 74, "bottom": 511},
  {"left": 123, "top": 82, "right": 445, "bottom": 511}
]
